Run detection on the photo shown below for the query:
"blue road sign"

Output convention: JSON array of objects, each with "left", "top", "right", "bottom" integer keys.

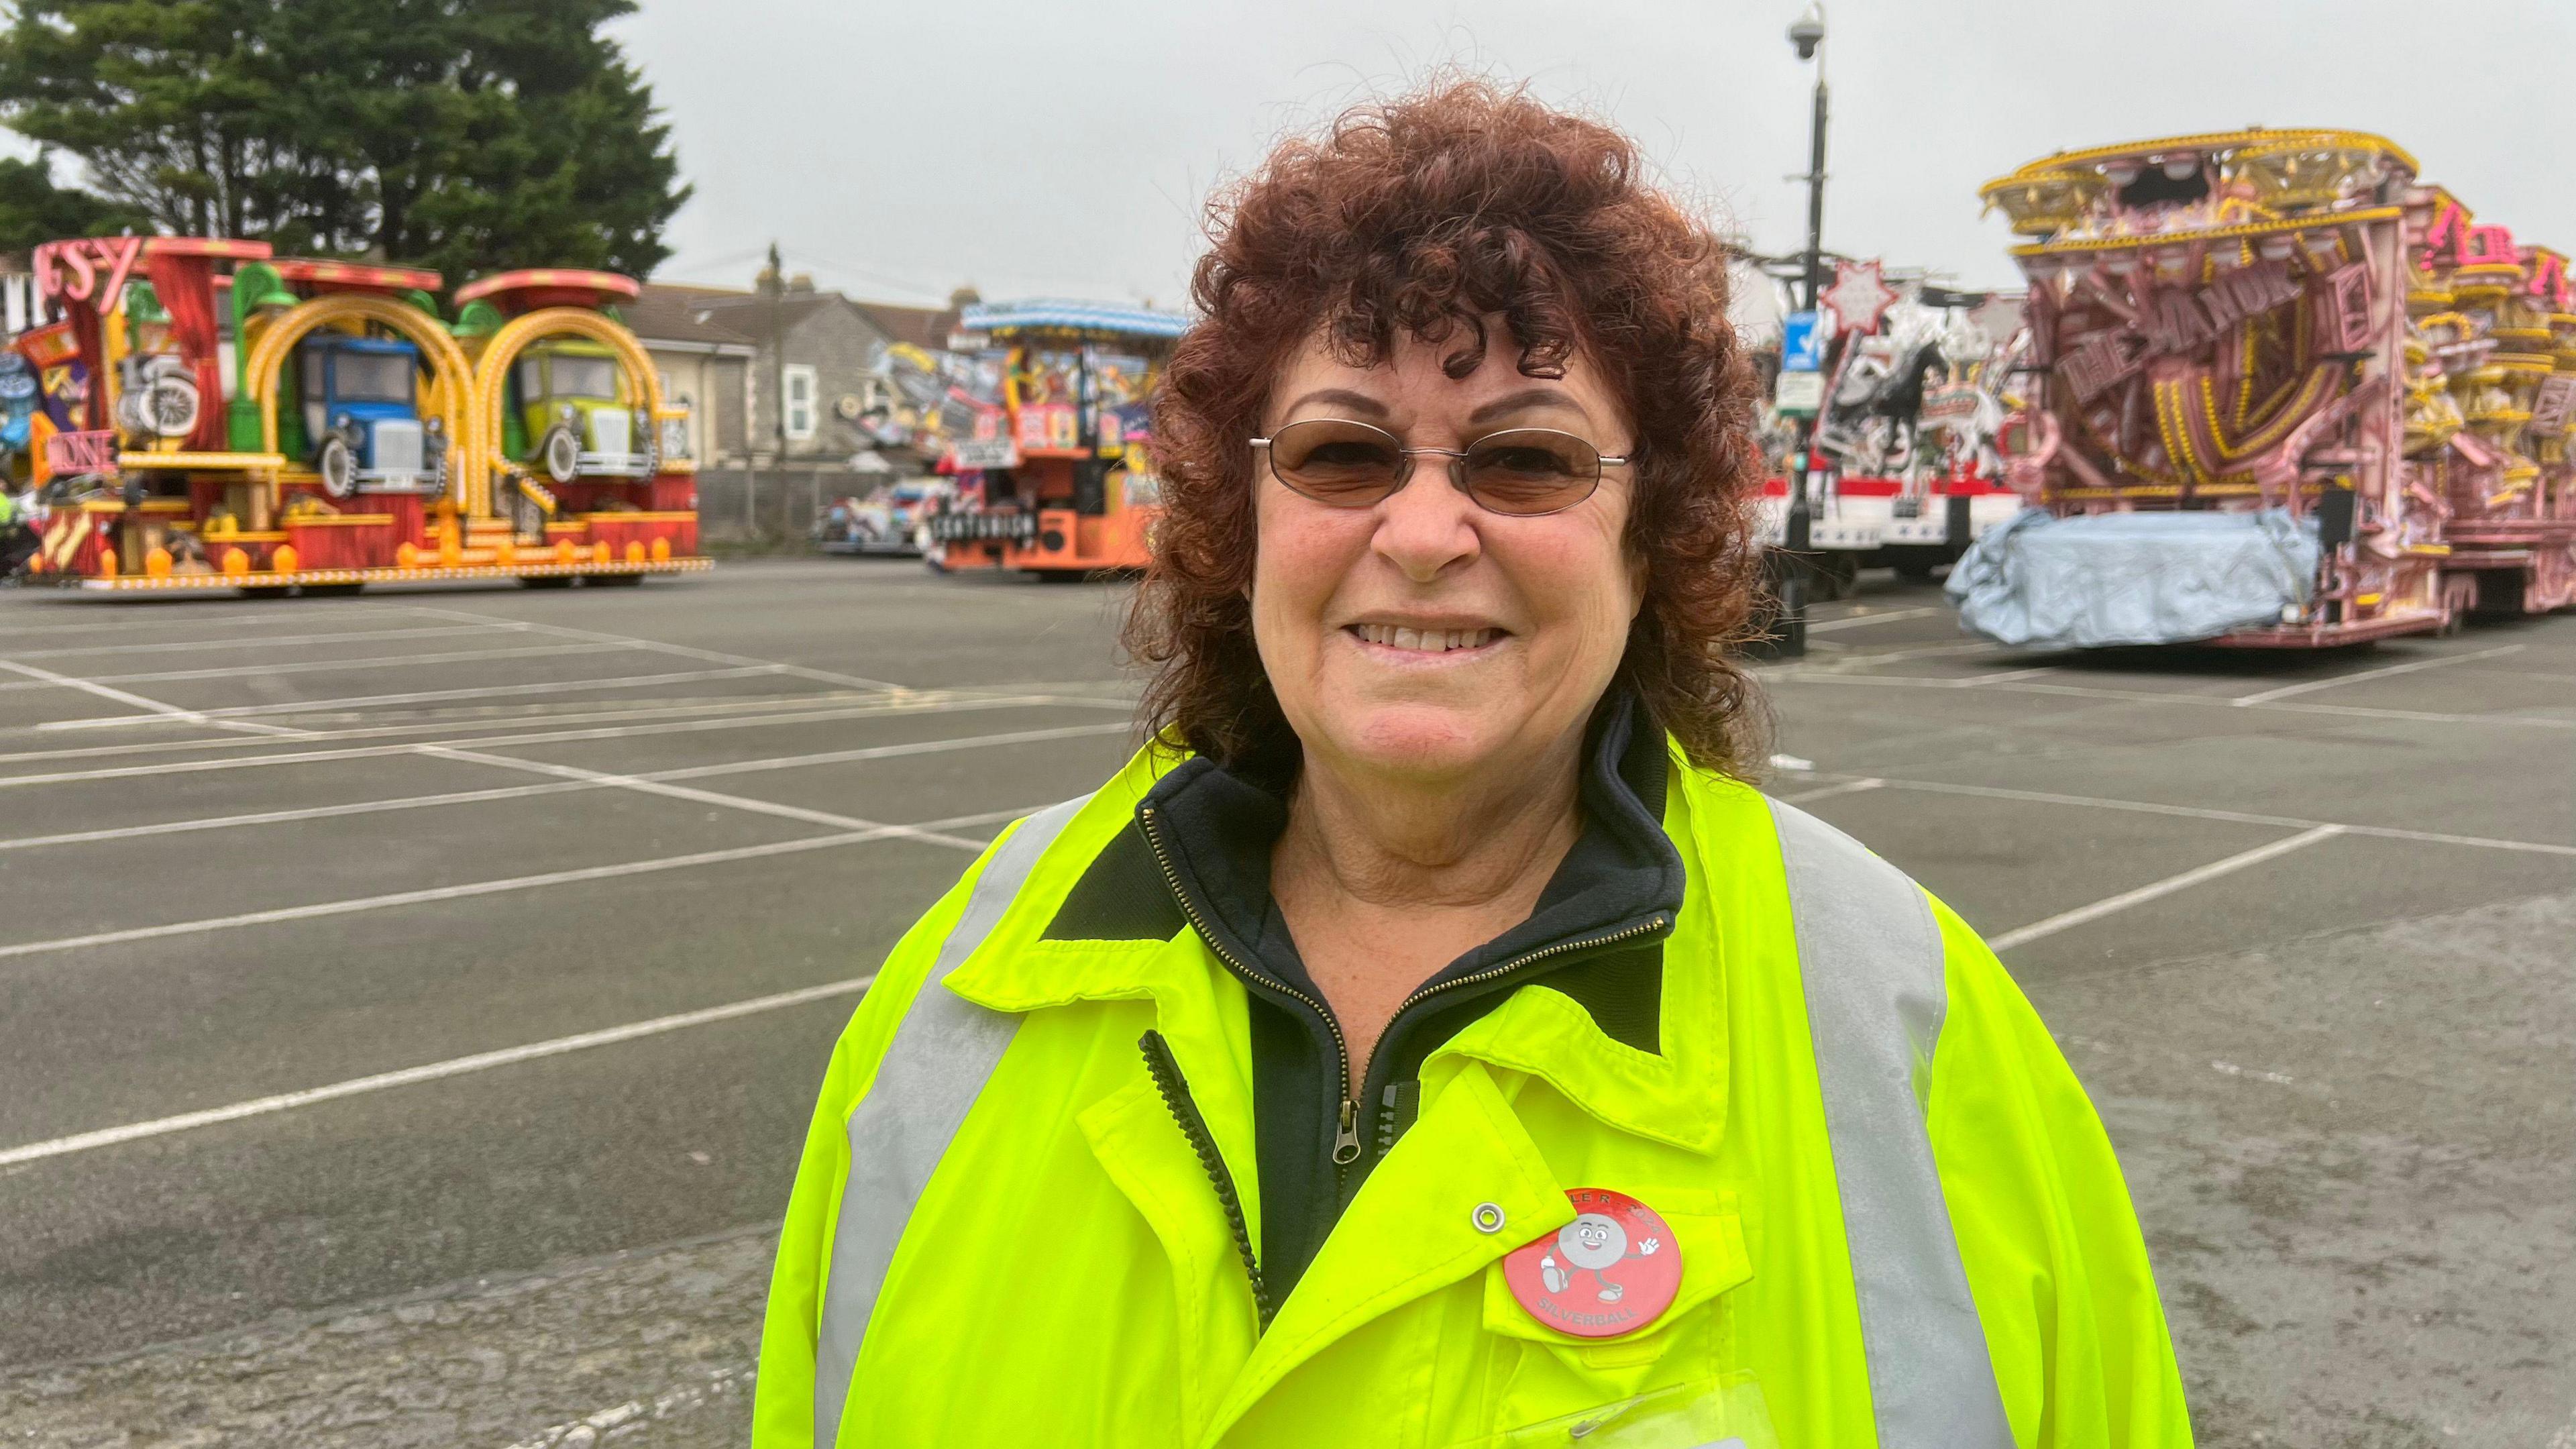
[{"left": 1782, "top": 311, "right": 1827, "bottom": 372}]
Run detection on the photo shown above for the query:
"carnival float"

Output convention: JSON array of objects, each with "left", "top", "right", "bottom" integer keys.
[
  {"left": 9, "top": 234, "right": 707, "bottom": 596},
  {"left": 1955, "top": 128, "right": 2576, "bottom": 648},
  {"left": 1752, "top": 258, "right": 2029, "bottom": 596},
  {"left": 905, "top": 299, "right": 1187, "bottom": 578}
]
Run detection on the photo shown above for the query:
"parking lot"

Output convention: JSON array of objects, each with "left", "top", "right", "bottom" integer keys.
[{"left": 0, "top": 558, "right": 2568, "bottom": 1448}]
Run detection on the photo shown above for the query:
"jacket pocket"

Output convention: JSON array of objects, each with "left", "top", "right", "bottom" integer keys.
[{"left": 1460, "top": 1374, "right": 1785, "bottom": 1449}]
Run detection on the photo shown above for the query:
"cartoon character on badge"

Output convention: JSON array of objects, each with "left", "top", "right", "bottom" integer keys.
[{"left": 1537, "top": 1212, "right": 1661, "bottom": 1303}]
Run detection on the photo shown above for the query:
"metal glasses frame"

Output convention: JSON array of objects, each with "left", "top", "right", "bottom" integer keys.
[{"left": 1248, "top": 419, "right": 1629, "bottom": 517}]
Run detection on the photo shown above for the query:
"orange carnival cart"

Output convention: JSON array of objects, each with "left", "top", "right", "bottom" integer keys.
[
  {"left": 13, "top": 235, "right": 708, "bottom": 595},
  {"left": 922, "top": 300, "right": 1187, "bottom": 578}
]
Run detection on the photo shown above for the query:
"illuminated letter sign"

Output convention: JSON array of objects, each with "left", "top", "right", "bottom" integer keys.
[{"left": 32, "top": 236, "right": 146, "bottom": 309}]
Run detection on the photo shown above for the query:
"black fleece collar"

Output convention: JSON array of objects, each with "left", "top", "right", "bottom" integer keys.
[
  {"left": 1136, "top": 687, "right": 1687, "bottom": 1303},
  {"left": 1140, "top": 686, "right": 1683, "bottom": 1024}
]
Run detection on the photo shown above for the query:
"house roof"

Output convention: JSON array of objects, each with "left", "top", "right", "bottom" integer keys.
[
  {"left": 852, "top": 301, "right": 959, "bottom": 353},
  {"left": 627, "top": 284, "right": 759, "bottom": 351},
  {"left": 643, "top": 280, "right": 1036, "bottom": 356},
  {"left": 688, "top": 289, "right": 888, "bottom": 341}
]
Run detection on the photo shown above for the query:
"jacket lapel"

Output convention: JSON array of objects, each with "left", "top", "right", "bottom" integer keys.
[
  {"left": 1197, "top": 1061, "right": 1571, "bottom": 1447},
  {"left": 1424, "top": 761, "right": 1733, "bottom": 1154},
  {"left": 1079, "top": 1071, "right": 1260, "bottom": 1434},
  {"left": 953, "top": 929, "right": 1269, "bottom": 1435}
]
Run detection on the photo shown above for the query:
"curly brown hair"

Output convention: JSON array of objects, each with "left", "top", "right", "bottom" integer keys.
[{"left": 1130, "top": 79, "right": 1768, "bottom": 776}]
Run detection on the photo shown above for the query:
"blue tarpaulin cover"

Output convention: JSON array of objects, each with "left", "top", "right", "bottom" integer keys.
[{"left": 1946, "top": 508, "right": 2320, "bottom": 649}]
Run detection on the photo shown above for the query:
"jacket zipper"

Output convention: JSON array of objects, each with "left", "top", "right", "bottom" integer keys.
[
  {"left": 1138, "top": 1028, "right": 1274, "bottom": 1328},
  {"left": 1138, "top": 806, "right": 1364, "bottom": 1167},
  {"left": 1142, "top": 804, "right": 1670, "bottom": 1175},
  {"left": 1344, "top": 912, "right": 1670, "bottom": 1184},
  {"left": 1387, "top": 912, "right": 1670, "bottom": 1022}
]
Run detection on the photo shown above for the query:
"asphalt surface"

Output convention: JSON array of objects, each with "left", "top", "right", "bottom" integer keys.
[{"left": 0, "top": 558, "right": 2567, "bottom": 1447}]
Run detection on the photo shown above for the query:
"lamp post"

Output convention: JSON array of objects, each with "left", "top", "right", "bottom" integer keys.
[
  {"left": 766, "top": 240, "right": 787, "bottom": 545},
  {"left": 1778, "top": 1, "right": 1828, "bottom": 659}
]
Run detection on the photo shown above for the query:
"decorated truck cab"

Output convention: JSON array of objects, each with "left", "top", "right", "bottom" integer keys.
[
  {"left": 298, "top": 333, "right": 444, "bottom": 497},
  {"left": 512, "top": 338, "right": 654, "bottom": 482},
  {"left": 9, "top": 237, "right": 704, "bottom": 594}
]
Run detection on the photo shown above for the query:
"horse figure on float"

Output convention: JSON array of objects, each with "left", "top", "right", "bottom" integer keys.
[{"left": 1815, "top": 329, "right": 1951, "bottom": 478}]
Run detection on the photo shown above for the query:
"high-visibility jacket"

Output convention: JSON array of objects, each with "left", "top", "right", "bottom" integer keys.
[{"left": 755, "top": 744, "right": 2192, "bottom": 1448}]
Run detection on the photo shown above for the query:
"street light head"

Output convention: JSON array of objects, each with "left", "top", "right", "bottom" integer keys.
[{"left": 1788, "top": 5, "right": 1824, "bottom": 58}]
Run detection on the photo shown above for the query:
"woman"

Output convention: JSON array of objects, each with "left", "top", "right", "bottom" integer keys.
[{"left": 757, "top": 83, "right": 2190, "bottom": 1448}]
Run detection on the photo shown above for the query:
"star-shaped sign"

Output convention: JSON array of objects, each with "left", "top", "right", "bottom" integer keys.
[
  {"left": 1965, "top": 292, "right": 2025, "bottom": 350},
  {"left": 1823, "top": 258, "right": 1900, "bottom": 337}
]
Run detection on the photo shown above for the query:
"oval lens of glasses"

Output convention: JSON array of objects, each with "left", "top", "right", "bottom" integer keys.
[
  {"left": 1269, "top": 419, "right": 1407, "bottom": 504},
  {"left": 1462, "top": 429, "right": 1601, "bottom": 514}
]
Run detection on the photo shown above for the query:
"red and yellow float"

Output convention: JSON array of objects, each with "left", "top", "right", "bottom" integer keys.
[{"left": 11, "top": 236, "right": 708, "bottom": 595}]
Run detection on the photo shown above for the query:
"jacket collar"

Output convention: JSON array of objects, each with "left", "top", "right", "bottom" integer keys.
[
  {"left": 1134, "top": 686, "right": 1686, "bottom": 1038},
  {"left": 943, "top": 719, "right": 1728, "bottom": 1157}
]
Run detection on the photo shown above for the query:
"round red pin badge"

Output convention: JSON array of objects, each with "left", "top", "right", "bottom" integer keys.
[{"left": 1502, "top": 1188, "right": 1682, "bottom": 1338}]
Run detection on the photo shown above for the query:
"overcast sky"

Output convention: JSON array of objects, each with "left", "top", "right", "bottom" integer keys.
[{"left": 616, "top": 0, "right": 2576, "bottom": 310}]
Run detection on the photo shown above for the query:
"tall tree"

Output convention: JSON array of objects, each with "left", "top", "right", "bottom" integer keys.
[
  {"left": 0, "top": 0, "right": 687, "bottom": 282},
  {"left": 0, "top": 152, "right": 146, "bottom": 254}
]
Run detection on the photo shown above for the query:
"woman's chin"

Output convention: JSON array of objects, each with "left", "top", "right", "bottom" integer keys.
[{"left": 1310, "top": 707, "right": 1511, "bottom": 783}]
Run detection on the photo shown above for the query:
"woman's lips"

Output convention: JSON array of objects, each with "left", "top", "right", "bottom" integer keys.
[{"left": 1345, "top": 623, "right": 1503, "bottom": 655}]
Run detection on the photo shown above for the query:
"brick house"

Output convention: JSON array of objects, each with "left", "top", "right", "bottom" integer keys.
[
  {"left": 685, "top": 273, "right": 904, "bottom": 469},
  {"left": 625, "top": 284, "right": 757, "bottom": 466},
  {"left": 645, "top": 271, "right": 935, "bottom": 541}
]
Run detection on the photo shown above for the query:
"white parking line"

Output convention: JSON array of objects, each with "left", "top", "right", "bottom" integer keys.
[
  {"left": 1839, "top": 643, "right": 1998, "bottom": 666},
  {"left": 0, "top": 977, "right": 877, "bottom": 1169},
  {"left": 1950, "top": 665, "right": 2063, "bottom": 686},
  {"left": 0, "top": 778, "right": 597, "bottom": 850},
  {"left": 0, "top": 692, "right": 1127, "bottom": 788},
  {"left": 1773, "top": 670, "right": 2576, "bottom": 730},
  {"left": 1847, "top": 774, "right": 2576, "bottom": 858},
  {"left": 0, "top": 612, "right": 407, "bottom": 640},
  {"left": 2228, "top": 644, "right": 2526, "bottom": 706},
  {"left": 1805, "top": 702, "right": 2121, "bottom": 769},
  {"left": 0, "top": 659, "right": 311, "bottom": 739},
  {"left": 0, "top": 641, "right": 632, "bottom": 690},
  {"left": 1774, "top": 658, "right": 2057, "bottom": 689},
  {"left": 398, "top": 602, "right": 909, "bottom": 693},
  {"left": 0, "top": 687, "right": 904, "bottom": 769},
  {"left": 502, "top": 1366, "right": 754, "bottom": 1449},
  {"left": 0, "top": 799, "right": 1054, "bottom": 1166},
  {"left": 0, "top": 722, "right": 1134, "bottom": 853},
  {"left": 0, "top": 814, "right": 998, "bottom": 965},
  {"left": 33, "top": 665, "right": 784, "bottom": 731},
  {"left": 638, "top": 720, "right": 1136, "bottom": 783},
  {"left": 1986, "top": 825, "right": 2346, "bottom": 951},
  {"left": 0, "top": 740, "right": 453, "bottom": 788},
  {"left": 1803, "top": 606, "right": 1945, "bottom": 633},
  {"left": 1776, "top": 777, "right": 1885, "bottom": 804},
  {"left": 3, "top": 623, "right": 533, "bottom": 659},
  {"left": 414, "top": 743, "right": 995, "bottom": 851}
]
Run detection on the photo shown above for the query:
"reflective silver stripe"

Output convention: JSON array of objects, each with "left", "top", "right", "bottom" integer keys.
[
  {"left": 1770, "top": 800, "right": 2012, "bottom": 1448},
  {"left": 812, "top": 794, "right": 1090, "bottom": 1448}
]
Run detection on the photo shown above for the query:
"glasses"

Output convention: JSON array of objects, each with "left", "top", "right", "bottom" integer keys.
[{"left": 1249, "top": 418, "right": 1627, "bottom": 517}]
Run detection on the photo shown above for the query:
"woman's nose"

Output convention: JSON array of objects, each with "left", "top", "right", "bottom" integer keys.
[{"left": 1370, "top": 462, "right": 1481, "bottom": 583}]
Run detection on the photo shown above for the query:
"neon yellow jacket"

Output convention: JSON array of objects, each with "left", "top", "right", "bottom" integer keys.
[{"left": 756, "top": 745, "right": 2191, "bottom": 1447}]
